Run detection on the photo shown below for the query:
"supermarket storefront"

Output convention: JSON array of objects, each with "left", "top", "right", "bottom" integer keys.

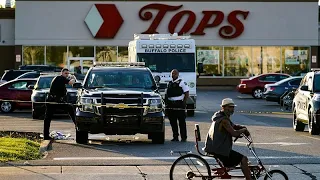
[{"left": 12, "top": 0, "right": 319, "bottom": 85}]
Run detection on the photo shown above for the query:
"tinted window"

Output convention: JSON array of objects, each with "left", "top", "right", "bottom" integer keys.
[
  {"left": 85, "top": 70, "right": 155, "bottom": 89},
  {"left": 10, "top": 81, "right": 28, "bottom": 90},
  {"left": 17, "top": 72, "right": 40, "bottom": 79},
  {"left": 280, "top": 75, "right": 289, "bottom": 80},
  {"left": 289, "top": 79, "right": 302, "bottom": 86},
  {"left": 313, "top": 75, "right": 320, "bottom": 92},
  {"left": 259, "top": 75, "right": 277, "bottom": 82},
  {"left": 137, "top": 53, "right": 195, "bottom": 72},
  {"left": 1, "top": 71, "right": 30, "bottom": 81}
]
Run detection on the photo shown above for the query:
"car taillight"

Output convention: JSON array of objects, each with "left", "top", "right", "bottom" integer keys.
[{"left": 239, "top": 84, "right": 246, "bottom": 88}]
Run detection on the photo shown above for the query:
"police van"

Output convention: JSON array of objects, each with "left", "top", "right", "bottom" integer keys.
[{"left": 128, "top": 33, "right": 197, "bottom": 116}]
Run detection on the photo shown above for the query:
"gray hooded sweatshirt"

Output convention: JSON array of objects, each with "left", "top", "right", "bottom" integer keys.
[{"left": 204, "top": 110, "right": 233, "bottom": 157}]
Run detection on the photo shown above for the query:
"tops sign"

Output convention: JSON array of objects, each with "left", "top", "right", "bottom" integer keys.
[
  {"left": 139, "top": 4, "right": 250, "bottom": 39},
  {"left": 85, "top": 3, "right": 250, "bottom": 39}
]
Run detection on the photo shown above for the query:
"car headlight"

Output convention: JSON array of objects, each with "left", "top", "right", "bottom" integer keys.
[
  {"left": 80, "top": 98, "right": 93, "bottom": 111},
  {"left": 145, "top": 98, "right": 162, "bottom": 115}
]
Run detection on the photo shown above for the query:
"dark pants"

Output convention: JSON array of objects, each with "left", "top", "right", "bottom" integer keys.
[
  {"left": 43, "top": 102, "right": 76, "bottom": 139},
  {"left": 167, "top": 100, "right": 187, "bottom": 140}
]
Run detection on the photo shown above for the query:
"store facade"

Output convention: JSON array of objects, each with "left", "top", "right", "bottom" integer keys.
[{"left": 10, "top": 0, "right": 320, "bottom": 85}]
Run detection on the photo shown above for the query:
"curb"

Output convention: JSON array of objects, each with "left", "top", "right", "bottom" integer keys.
[{"left": 39, "top": 139, "right": 53, "bottom": 154}]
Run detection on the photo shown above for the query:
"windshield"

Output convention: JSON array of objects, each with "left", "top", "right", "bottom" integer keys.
[
  {"left": 314, "top": 75, "right": 320, "bottom": 92},
  {"left": 84, "top": 70, "right": 156, "bottom": 89},
  {"left": 137, "top": 53, "right": 195, "bottom": 72},
  {"left": 36, "top": 76, "right": 72, "bottom": 89}
]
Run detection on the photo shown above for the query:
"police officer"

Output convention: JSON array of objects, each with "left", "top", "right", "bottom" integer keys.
[
  {"left": 165, "top": 69, "right": 190, "bottom": 142},
  {"left": 43, "top": 68, "right": 76, "bottom": 140}
]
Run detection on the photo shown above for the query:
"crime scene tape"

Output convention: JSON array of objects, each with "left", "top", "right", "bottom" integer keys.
[
  {"left": 0, "top": 98, "right": 197, "bottom": 111},
  {"left": 0, "top": 98, "right": 296, "bottom": 114}
]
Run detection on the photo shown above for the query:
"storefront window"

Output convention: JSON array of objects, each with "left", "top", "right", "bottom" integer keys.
[
  {"left": 46, "top": 46, "right": 67, "bottom": 67},
  {"left": 252, "top": 46, "right": 281, "bottom": 75},
  {"left": 23, "top": 46, "right": 45, "bottom": 65},
  {"left": 224, "top": 46, "right": 252, "bottom": 77},
  {"left": 68, "top": 46, "right": 94, "bottom": 57},
  {"left": 196, "top": 46, "right": 222, "bottom": 76},
  {"left": 118, "top": 46, "right": 128, "bottom": 62},
  {"left": 96, "top": 46, "right": 117, "bottom": 62},
  {"left": 282, "top": 46, "right": 310, "bottom": 76}
]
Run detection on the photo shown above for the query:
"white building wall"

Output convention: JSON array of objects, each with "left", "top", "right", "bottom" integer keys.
[
  {"left": 15, "top": 1, "right": 318, "bottom": 46},
  {"left": 0, "top": 19, "right": 15, "bottom": 46}
]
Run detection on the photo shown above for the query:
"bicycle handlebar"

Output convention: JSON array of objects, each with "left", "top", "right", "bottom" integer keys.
[{"left": 234, "top": 133, "right": 253, "bottom": 145}]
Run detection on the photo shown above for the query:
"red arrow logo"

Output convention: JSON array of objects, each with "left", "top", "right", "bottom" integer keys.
[{"left": 85, "top": 4, "right": 124, "bottom": 39}]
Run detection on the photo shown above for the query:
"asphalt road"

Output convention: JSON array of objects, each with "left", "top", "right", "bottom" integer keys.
[{"left": 1, "top": 89, "right": 320, "bottom": 179}]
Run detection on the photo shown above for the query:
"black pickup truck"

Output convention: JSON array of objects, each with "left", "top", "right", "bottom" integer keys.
[{"left": 73, "top": 63, "right": 165, "bottom": 144}]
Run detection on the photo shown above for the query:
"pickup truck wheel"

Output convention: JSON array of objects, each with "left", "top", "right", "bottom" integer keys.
[
  {"left": 186, "top": 104, "right": 195, "bottom": 117},
  {"left": 293, "top": 109, "right": 305, "bottom": 131},
  {"left": 76, "top": 129, "right": 88, "bottom": 144},
  {"left": 151, "top": 131, "right": 165, "bottom": 144},
  {"left": 308, "top": 111, "right": 320, "bottom": 135}
]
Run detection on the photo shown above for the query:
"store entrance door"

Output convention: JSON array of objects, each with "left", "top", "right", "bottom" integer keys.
[{"left": 67, "top": 57, "right": 95, "bottom": 81}]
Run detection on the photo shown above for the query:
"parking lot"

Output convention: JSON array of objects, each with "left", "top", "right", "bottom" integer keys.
[{"left": 1, "top": 89, "right": 320, "bottom": 179}]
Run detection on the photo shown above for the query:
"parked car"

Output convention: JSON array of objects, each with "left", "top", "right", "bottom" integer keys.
[
  {"left": 293, "top": 70, "right": 320, "bottom": 135},
  {"left": 19, "top": 65, "right": 62, "bottom": 72},
  {"left": 0, "top": 70, "right": 33, "bottom": 85},
  {"left": 0, "top": 78, "right": 37, "bottom": 113},
  {"left": 236, "top": 73, "right": 291, "bottom": 99},
  {"left": 30, "top": 74, "right": 78, "bottom": 119},
  {"left": 263, "top": 76, "right": 302, "bottom": 103}
]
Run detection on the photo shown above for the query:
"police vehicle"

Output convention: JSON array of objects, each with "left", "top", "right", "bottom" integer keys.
[
  {"left": 128, "top": 33, "right": 197, "bottom": 116},
  {"left": 30, "top": 73, "right": 78, "bottom": 119},
  {"left": 292, "top": 69, "right": 320, "bottom": 135},
  {"left": 73, "top": 62, "right": 165, "bottom": 144}
]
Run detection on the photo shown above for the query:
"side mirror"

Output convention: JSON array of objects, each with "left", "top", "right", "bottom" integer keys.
[
  {"left": 300, "top": 85, "right": 308, "bottom": 91},
  {"left": 197, "top": 63, "right": 204, "bottom": 74},
  {"left": 73, "top": 82, "right": 83, "bottom": 89},
  {"left": 28, "top": 85, "right": 34, "bottom": 89},
  {"left": 154, "top": 75, "right": 161, "bottom": 84}
]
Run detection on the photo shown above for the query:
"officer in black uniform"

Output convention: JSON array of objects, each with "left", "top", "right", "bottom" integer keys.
[
  {"left": 43, "top": 68, "right": 76, "bottom": 140},
  {"left": 165, "top": 69, "right": 190, "bottom": 142}
]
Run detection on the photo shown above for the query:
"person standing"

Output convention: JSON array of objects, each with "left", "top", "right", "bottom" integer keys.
[
  {"left": 165, "top": 69, "right": 189, "bottom": 142},
  {"left": 43, "top": 68, "right": 76, "bottom": 140}
]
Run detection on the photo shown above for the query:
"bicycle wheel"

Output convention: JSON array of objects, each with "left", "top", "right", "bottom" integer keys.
[
  {"left": 170, "top": 153, "right": 212, "bottom": 180},
  {"left": 264, "top": 169, "right": 288, "bottom": 180}
]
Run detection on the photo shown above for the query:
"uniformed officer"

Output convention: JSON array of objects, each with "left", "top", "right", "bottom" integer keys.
[
  {"left": 43, "top": 68, "right": 76, "bottom": 140},
  {"left": 165, "top": 69, "right": 190, "bottom": 142}
]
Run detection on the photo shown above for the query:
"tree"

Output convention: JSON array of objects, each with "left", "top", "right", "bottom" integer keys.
[{"left": 23, "top": 46, "right": 44, "bottom": 64}]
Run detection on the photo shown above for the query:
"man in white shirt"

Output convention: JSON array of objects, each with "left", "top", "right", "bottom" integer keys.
[{"left": 165, "top": 69, "right": 189, "bottom": 142}]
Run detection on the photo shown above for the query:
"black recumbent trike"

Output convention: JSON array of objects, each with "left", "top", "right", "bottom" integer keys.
[{"left": 169, "top": 124, "right": 289, "bottom": 180}]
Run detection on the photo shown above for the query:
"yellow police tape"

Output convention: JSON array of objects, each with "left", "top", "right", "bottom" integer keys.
[
  {"left": 0, "top": 99, "right": 195, "bottom": 111},
  {"left": 0, "top": 98, "right": 296, "bottom": 114}
]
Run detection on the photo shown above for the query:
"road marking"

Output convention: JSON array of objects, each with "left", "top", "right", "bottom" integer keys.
[
  {"left": 53, "top": 156, "right": 320, "bottom": 161},
  {"left": 235, "top": 141, "right": 309, "bottom": 146},
  {"left": 300, "top": 135, "right": 320, "bottom": 141}
]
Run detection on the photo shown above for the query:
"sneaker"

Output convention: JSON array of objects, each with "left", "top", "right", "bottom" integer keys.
[
  {"left": 171, "top": 138, "right": 179, "bottom": 142},
  {"left": 181, "top": 138, "right": 187, "bottom": 142}
]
